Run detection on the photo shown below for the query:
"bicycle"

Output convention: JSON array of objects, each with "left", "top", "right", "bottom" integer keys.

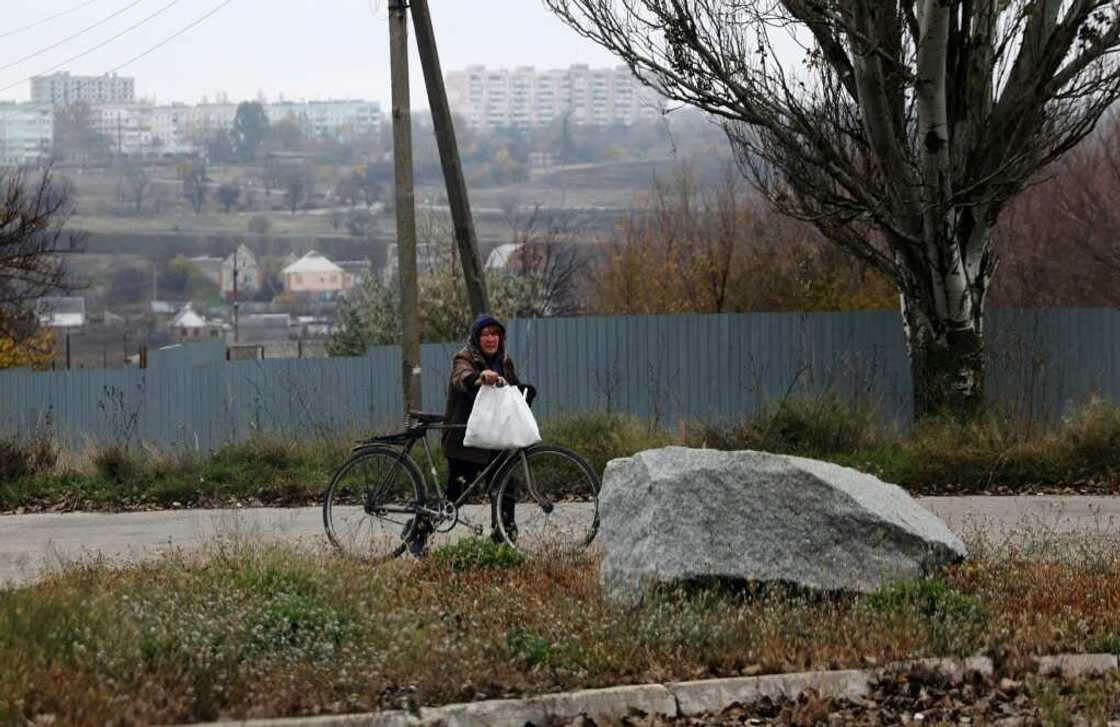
[{"left": 323, "top": 409, "right": 600, "bottom": 563}]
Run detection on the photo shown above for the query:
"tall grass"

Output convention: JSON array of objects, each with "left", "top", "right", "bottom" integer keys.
[
  {"left": 4, "top": 397, "right": 1120, "bottom": 511},
  {"left": 0, "top": 538, "right": 1118, "bottom": 724}
]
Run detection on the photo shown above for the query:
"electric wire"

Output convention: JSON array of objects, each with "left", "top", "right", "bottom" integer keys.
[
  {"left": 0, "top": 0, "right": 105, "bottom": 41},
  {"left": 0, "top": 0, "right": 152, "bottom": 73},
  {"left": 0, "top": 0, "right": 184, "bottom": 97},
  {"left": 0, "top": 0, "right": 234, "bottom": 119}
]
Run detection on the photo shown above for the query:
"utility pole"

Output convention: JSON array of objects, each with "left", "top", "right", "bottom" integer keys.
[
  {"left": 232, "top": 248, "right": 240, "bottom": 344},
  {"left": 388, "top": 0, "right": 422, "bottom": 416},
  {"left": 410, "top": 0, "right": 489, "bottom": 317}
]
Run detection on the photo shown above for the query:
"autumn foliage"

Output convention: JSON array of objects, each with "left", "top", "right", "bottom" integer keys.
[
  {"left": 594, "top": 165, "right": 897, "bottom": 315},
  {"left": 992, "top": 113, "right": 1120, "bottom": 308},
  {"left": 0, "top": 327, "right": 54, "bottom": 370}
]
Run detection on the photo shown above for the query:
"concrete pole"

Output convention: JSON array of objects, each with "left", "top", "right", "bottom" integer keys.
[
  {"left": 388, "top": 0, "right": 422, "bottom": 416},
  {"left": 410, "top": 0, "right": 489, "bottom": 317}
]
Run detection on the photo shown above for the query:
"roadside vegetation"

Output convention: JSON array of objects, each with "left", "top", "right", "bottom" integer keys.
[
  {"left": 3, "top": 398, "right": 1120, "bottom": 513},
  {"left": 0, "top": 533, "right": 1118, "bottom": 724}
]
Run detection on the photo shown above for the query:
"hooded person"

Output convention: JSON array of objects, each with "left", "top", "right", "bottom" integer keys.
[
  {"left": 407, "top": 314, "right": 530, "bottom": 555},
  {"left": 440, "top": 313, "right": 521, "bottom": 467}
]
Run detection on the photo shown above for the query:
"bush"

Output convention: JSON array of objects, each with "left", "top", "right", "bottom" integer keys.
[
  {"left": 1061, "top": 397, "right": 1120, "bottom": 476},
  {"left": 0, "top": 433, "right": 56, "bottom": 482},
  {"left": 542, "top": 411, "right": 672, "bottom": 478},
  {"left": 429, "top": 536, "right": 525, "bottom": 572},
  {"left": 92, "top": 444, "right": 138, "bottom": 484},
  {"left": 694, "top": 395, "right": 883, "bottom": 457}
]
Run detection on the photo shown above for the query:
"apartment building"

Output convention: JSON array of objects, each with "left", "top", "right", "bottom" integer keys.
[
  {"left": 174, "top": 100, "right": 383, "bottom": 145},
  {"left": 446, "top": 64, "right": 663, "bottom": 131},
  {"left": 267, "top": 100, "right": 383, "bottom": 141},
  {"left": 176, "top": 103, "right": 239, "bottom": 142},
  {"left": 0, "top": 104, "right": 53, "bottom": 167},
  {"left": 31, "top": 73, "right": 135, "bottom": 106}
]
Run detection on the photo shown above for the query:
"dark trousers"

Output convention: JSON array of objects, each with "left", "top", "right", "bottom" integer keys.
[{"left": 446, "top": 456, "right": 518, "bottom": 531}]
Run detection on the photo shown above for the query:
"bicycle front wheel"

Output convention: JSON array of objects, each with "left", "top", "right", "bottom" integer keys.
[
  {"left": 323, "top": 446, "right": 423, "bottom": 562},
  {"left": 494, "top": 444, "right": 600, "bottom": 556}
]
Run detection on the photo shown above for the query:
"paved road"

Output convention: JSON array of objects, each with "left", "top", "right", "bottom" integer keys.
[{"left": 1, "top": 496, "right": 1118, "bottom": 588}]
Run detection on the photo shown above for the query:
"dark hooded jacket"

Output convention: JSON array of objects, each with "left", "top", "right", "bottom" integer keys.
[{"left": 441, "top": 314, "right": 520, "bottom": 464}]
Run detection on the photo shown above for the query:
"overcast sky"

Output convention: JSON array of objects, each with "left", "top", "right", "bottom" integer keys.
[{"left": 0, "top": 0, "right": 624, "bottom": 107}]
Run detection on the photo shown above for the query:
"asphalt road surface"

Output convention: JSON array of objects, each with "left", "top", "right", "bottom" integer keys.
[{"left": 1, "top": 496, "right": 1118, "bottom": 588}]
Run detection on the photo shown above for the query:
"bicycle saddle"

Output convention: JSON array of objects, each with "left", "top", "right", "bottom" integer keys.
[{"left": 409, "top": 411, "right": 445, "bottom": 424}]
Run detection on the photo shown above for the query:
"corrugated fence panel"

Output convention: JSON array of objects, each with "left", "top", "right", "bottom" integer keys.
[{"left": 6, "top": 310, "right": 1120, "bottom": 450}]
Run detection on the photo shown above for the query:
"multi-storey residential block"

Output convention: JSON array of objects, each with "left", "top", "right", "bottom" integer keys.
[
  {"left": 0, "top": 104, "right": 53, "bottom": 167},
  {"left": 267, "top": 100, "right": 383, "bottom": 141},
  {"left": 31, "top": 73, "right": 135, "bottom": 106},
  {"left": 20, "top": 72, "right": 387, "bottom": 159},
  {"left": 80, "top": 103, "right": 195, "bottom": 156},
  {"left": 446, "top": 64, "right": 663, "bottom": 131},
  {"left": 177, "top": 103, "right": 239, "bottom": 143},
  {"left": 173, "top": 100, "right": 383, "bottom": 146},
  {"left": 91, "top": 105, "right": 153, "bottom": 155}
]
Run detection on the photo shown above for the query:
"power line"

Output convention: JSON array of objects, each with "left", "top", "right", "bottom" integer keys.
[
  {"left": 101, "top": 0, "right": 233, "bottom": 84},
  {"left": 0, "top": 0, "right": 152, "bottom": 73},
  {"left": 0, "top": 0, "right": 235, "bottom": 120},
  {"left": 0, "top": 0, "right": 106, "bottom": 41},
  {"left": 0, "top": 0, "right": 184, "bottom": 97}
]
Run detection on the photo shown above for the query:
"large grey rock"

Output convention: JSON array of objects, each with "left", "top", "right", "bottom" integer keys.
[{"left": 599, "top": 447, "right": 967, "bottom": 605}]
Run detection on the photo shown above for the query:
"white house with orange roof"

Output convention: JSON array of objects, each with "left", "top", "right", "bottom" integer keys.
[{"left": 281, "top": 251, "right": 356, "bottom": 300}]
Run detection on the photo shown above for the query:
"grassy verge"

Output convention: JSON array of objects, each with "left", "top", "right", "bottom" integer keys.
[
  {"left": 0, "top": 436, "right": 352, "bottom": 513},
  {"left": 0, "top": 536, "right": 1117, "bottom": 724},
  {"left": 3, "top": 399, "right": 1120, "bottom": 513}
]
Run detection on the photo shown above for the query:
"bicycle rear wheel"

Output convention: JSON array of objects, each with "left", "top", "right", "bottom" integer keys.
[
  {"left": 323, "top": 446, "right": 424, "bottom": 562},
  {"left": 494, "top": 444, "right": 599, "bottom": 556}
]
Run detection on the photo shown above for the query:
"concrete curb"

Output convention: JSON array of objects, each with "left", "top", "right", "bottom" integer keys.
[
  {"left": 1034, "top": 653, "right": 1119, "bottom": 678},
  {"left": 189, "top": 654, "right": 1117, "bottom": 727}
]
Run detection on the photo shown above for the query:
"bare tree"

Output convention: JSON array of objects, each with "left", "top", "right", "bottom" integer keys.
[
  {"left": 279, "top": 162, "right": 315, "bottom": 214},
  {"left": 990, "top": 112, "right": 1120, "bottom": 308},
  {"left": 547, "top": 0, "right": 1120, "bottom": 419},
  {"left": 216, "top": 182, "right": 242, "bottom": 213},
  {"left": 0, "top": 169, "right": 83, "bottom": 345},
  {"left": 179, "top": 161, "right": 209, "bottom": 215},
  {"left": 500, "top": 206, "right": 591, "bottom": 317},
  {"left": 1052, "top": 112, "right": 1120, "bottom": 274},
  {"left": 123, "top": 164, "right": 150, "bottom": 215},
  {"left": 52, "top": 102, "right": 111, "bottom": 164}
]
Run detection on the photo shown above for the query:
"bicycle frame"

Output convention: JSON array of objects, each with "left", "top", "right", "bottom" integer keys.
[{"left": 366, "top": 423, "right": 541, "bottom": 531}]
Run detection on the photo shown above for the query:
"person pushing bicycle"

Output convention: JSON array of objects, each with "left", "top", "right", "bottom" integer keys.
[
  {"left": 410, "top": 313, "right": 533, "bottom": 555},
  {"left": 322, "top": 312, "right": 597, "bottom": 563}
]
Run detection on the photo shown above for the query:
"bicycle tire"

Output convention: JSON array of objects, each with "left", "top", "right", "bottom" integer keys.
[
  {"left": 323, "top": 445, "right": 425, "bottom": 562},
  {"left": 493, "top": 444, "right": 600, "bottom": 556}
]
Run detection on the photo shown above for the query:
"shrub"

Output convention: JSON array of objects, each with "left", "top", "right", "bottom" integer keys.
[
  {"left": 429, "top": 536, "right": 525, "bottom": 572},
  {"left": 91, "top": 444, "right": 138, "bottom": 484},
  {"left": 0, "top": 432, "right": 56, "bottom": 482},
  {"left": 1061, "top": 397, "right": 1120, "bottom": 477},
  {"left": 695, "top": 395, "right": 883, "bottom": 457},
  {"left": 542, "top": 411, "right": 672, "bottom": 477}
]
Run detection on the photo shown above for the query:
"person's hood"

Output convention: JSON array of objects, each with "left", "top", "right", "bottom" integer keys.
[{"left": 468, "top": 313, "right": 506, "bottom": 359}]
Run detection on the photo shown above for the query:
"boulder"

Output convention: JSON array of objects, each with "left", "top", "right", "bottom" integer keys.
[{"left": 598, "top": 447, "right": 966, "bottom": 605}]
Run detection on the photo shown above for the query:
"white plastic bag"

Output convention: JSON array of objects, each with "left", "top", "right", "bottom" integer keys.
[{"left": 463, "top": 384, "right": 542, "bottom": 450}]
